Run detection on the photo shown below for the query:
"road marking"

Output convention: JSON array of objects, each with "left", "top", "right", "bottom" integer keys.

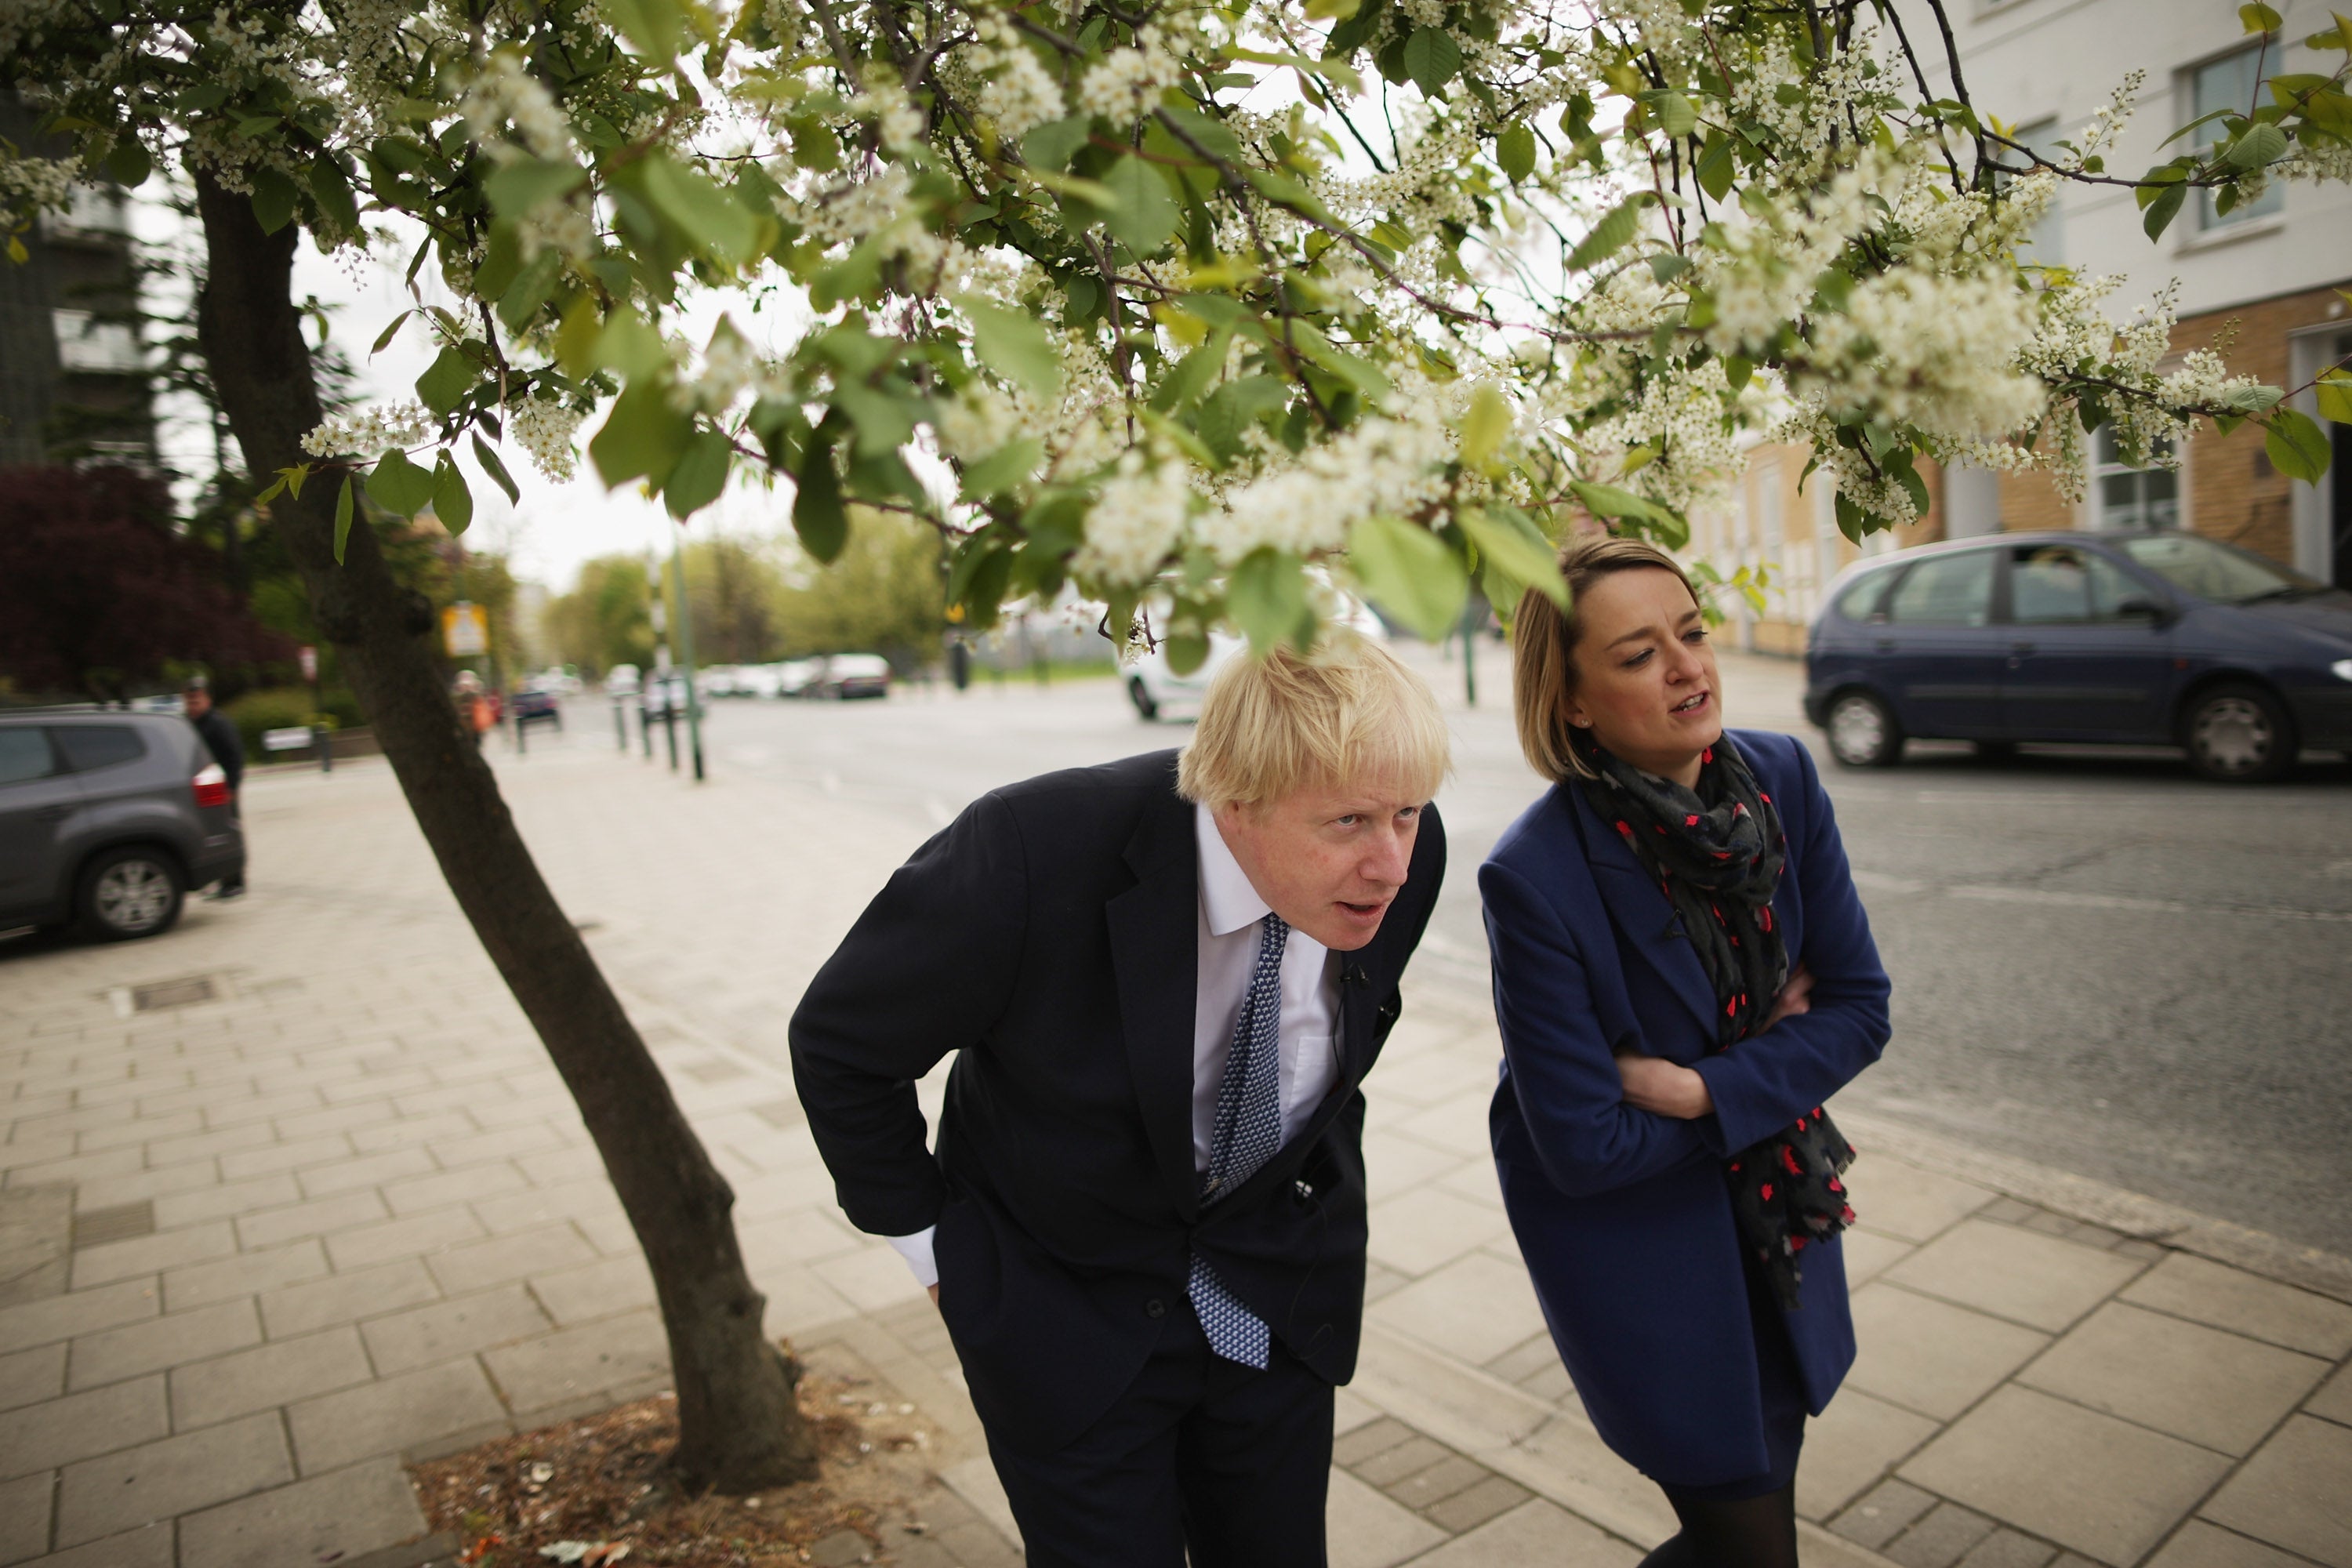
[{"left": 1946, "top": 885, "right": 2352, "bottom": 924}]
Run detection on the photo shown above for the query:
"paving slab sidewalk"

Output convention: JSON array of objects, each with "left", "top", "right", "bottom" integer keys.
[{"left": 1, "top": 723, "right": 2346, "bottom": 1568}]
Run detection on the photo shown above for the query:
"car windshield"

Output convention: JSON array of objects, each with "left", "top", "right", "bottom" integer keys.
[{"left": 2113, "top": 533, "right": 2321, "bottom": 604}]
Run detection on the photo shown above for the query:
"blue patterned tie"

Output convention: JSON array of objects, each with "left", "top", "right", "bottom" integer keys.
[{"left": 1188, "top": 912, "right": 1288, "bottom": 1368}]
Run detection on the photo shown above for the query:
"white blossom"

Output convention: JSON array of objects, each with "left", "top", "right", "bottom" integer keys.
[
  {"left": 302, "top": 401, "right": 439, "bottom": 459},
  {"left": 1075, "top": 451, "right": 1193, "bottom": 586},
  {"left": 506, "top": 399, "right": 585, "bottom": 483}
]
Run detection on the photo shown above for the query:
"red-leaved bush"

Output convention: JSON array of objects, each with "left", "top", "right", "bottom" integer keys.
[{"left": 0, "top": 464, "right": 290, "bottom": 699}]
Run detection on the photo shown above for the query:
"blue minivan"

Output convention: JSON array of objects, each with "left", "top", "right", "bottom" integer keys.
[{"left": 1805, "top": 531, "right": 2352, "bottom": 782}]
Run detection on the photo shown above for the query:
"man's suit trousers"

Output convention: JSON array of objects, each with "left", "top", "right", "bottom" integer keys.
[{"left": 981, "top": 1300, "right": 1335, "bottom": 1568}]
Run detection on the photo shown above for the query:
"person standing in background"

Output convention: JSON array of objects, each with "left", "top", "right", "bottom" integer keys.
[{"left": 183, "top": 676, "right": 246, "bottom": 900}]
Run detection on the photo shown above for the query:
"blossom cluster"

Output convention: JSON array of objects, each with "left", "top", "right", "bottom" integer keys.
[
  {"left": 506, "top": 398, "right": 586, "bottom": 484},
  {"left": 300, "top": 401, "right": 439, "bottom": 459}
]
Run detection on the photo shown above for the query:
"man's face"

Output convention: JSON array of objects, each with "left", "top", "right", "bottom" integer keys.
[
  {"left": 183, "top": 690, "right": 211, "bottom": 720},
  {"left": 1213, "top": 775, "right": 1425, "bottom": 952}
]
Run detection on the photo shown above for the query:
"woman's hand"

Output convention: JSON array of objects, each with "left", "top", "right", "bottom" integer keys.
[
  {"left": 1615, "top": 1053, "right": 1715, "bottom": 1120},
  {"left": 1765, "top": 964, "right": 1815, "bottom": 1031}
]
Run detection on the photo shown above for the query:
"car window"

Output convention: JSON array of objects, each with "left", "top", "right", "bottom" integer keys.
[
  {"left": 1884, "top": 550, "right": 1995, "bottom": 626},
  {"left": 1833, "top": 571, "right": 1894, "bottom": 621},
  {"left": 2011, "top": 546, "right": 2092, "bottom": 622},
  {"left": 2085, "top": 554, "right": 2143, "bottom": 619},
  {"left": 2115, "top": 532, "right": 2318, "bottom": 604},
  {"left": 52, "top": 725, "right": 149, "bottom": 774},
  {"left": 0, "top": 728, "right": 56, "bottom": 786}
]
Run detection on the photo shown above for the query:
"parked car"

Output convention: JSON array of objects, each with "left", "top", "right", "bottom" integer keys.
[
  {"left": 807, "top": 654, "right": 892, "bottom": 700},
  {"left": 604, "top": 663, "right": 641, "bottom": 698},
  {"left": 0, "top": 710, "right": 246, "bottom": 940},
  {"left": 641, "top": 673, "right": 695, "bottom": 718},
  {"left": 775, "top": 659, "right": 819, "bottom": 699},
  {"left": 1805, "top": 530, "right": 2352, "bottom": 782},
  {"left": 510, "top": 687, "right": 562, "bottom": 731},
  {"left": 697, "top": 665, "right": 742, "bottom": 699},
  {"left": 1127, "top": 597, "right": 1390, "bottom": 721}
]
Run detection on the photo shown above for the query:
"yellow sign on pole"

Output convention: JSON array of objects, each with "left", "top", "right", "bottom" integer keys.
[{"left": 441, "top": 601, "right": 489, "bottom": 659}]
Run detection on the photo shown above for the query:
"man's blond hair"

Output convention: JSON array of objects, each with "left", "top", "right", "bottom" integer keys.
[{"left": 1177, "top": 633, "right": 1450, "bottom": 810}]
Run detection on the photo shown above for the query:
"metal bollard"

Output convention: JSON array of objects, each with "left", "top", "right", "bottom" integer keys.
[
  {"left": 313, "top": 724, "right": 332, "bottom": 774},
  {"left": 613, "top": 697, "right": 626, "bottom": 752}
]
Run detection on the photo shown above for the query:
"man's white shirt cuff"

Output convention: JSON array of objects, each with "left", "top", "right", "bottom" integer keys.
[{"left": 887, "top": 1227, "right": 938, "bottom": 1288}]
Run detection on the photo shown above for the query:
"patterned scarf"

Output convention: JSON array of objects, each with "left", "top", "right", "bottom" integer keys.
[{"left": 1577, "top": 732, "right": 1857, "bottom": 1309}]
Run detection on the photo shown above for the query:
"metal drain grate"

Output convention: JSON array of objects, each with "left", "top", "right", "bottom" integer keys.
[{"left": 131, "top": 975, "right": 216, "bottom": 1011}]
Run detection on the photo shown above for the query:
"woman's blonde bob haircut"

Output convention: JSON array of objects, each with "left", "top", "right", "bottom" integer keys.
[
  {"left": 1178, "top": 632, "right": 1451, "bottom": 811},
  {"left": 1512, "top": 533, "right": 1705, "bottom": 784}
]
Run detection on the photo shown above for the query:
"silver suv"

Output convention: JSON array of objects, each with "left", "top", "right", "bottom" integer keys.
[{"left": 0, "top": 711, "right": 247, "bottom": 940}]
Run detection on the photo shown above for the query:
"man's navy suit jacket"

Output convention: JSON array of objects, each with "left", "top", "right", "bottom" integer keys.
[
  {"left": 1482, "top": 728, "right": 1890, "bottom": 1486},
  {"left": 792, "top": 750, "right": 1446, "bottom": 1454}
]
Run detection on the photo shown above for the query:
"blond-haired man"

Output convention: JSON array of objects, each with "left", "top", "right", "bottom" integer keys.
[{"left": 792, "top": 635, "right": 1449, "bottom": 1566}]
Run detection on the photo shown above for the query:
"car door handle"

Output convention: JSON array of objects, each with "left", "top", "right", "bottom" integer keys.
[{"left": 2007, "top": 641, "right": 2035, "bottom": 670}]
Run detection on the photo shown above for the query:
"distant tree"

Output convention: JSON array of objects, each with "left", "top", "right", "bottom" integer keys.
[
  {"left": 771, "top": 509, "right": 944, "bottom": 668},
  {"left": 546, "top": 553, "right": 655, "bottom": 677},
  {"left": 0, "top": 464, "right": 288, "bottom": 699},
  {"left": 681, "top": 536, "right": 783, "bottom": 666}
]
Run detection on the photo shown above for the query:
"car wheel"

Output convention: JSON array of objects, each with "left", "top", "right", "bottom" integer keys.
[
  {"left": 1827, "top": 691, "right": 1903, "bottom": 768},
  {"left": 1129, "top": 677, "right": 1160, "bottom": 721},
  {"left": 77, "top": 847, "right": 185, "bottom": 941},
  {"left": 2183, "top": 684, "right": 2293, "bottom": 783}
]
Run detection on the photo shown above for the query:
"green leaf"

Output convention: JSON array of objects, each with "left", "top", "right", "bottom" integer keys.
[
  {"left": 959, "top": 437, "right": 1044, "bottom": 499},
  {"left": 2316, "top": 373, "right": 2352, "bottom": 425},
  {"left": 249, "top": 167, "right": 300, "bottom": 234},
  {"left": 663, "top": 428, "right": 733, "bottom": 519},
  {"left": 1568, "top": 197, "right": 1646, "bottom": 270},
  {"left": 589, "top": 378, "right": 693, "bottom": 488},
  {"left": 2241, "top": 2, "right": 2283, "bottom": 33},
  {"left": 1228, "top": 548, "right": 1314, "bottom": 653},
  {"left": 2221, "top": 122, "right": 2288, "bottom": 170},
  {"left": 834, "top": 383, "right": 917, "bottom": 457},
  {"left": 640, "top": 157, "right": 759, "bottom": 266},
  {"left": 1157, "top": 103, "right": 1247, "bottom": 162},
  {"left": 1639, "top": 89, "right": 1700, "bottom": 139},
  {"left": 415, "top": 347, "right": 476, "bottom": 417},
  {"left": 2220, "top": 383, "right": 2285, "bottom": 413},
  {"left": 308, "top": 154, "right": 358, "bottom": 235},
  {"left": 1725, "top": 354, "right": 1754, "bottom": 393},
  {"left": 598, "top": 0, "right": 682, "bottom": 66},
  {"left": 485, "top": 158, "right": 587, "bottom": 219},
  {"left": 470, "top": 433, "right": 521, "bottom": 505},
  {"left": 1102, "top": 154, "right": 1182, "bottom": 254},
  {"left": 371, "top": 309, "right": 415, "bottom": 355},
  {"left": 2264, "top": 408, "right": 2332, "bottom": 481},
  {"left": 431, "top": 453, "right": 473, "bottom": 535},
  {"left": 1148, "top": 328, "right": 1232, "bottom": 413},
  {"left": 1458, "top": 507, "right": 1565, "bottom": 606},
  {"left": 1648, "top": 253, "right": 1693, "bottom": 284},
  {"left": 1402, "top": 28, "right": 1461, "bottom": 96},
  {"left": 1021, "top": 117, "right": 1093, "bottom": 173},
  {"left": 1695, "top": 132, "right": 1735, "bottom": 201},
  {"left": 332, "top": 475, "right": 355, "bottom": 564},
  {"left": 2142, "top": 181, "right": 2187, "bottom": 240},
  {"left": 1348, "top": 514, "right": 1468, "bottom": 641},
  {"left": 369, "top": 448, "right": 436, "bottom": 516},
  {"left": 961, "top": 297, "right": 1065, "bottom": 403},
  {"left": 793, "top": 435, "right": 848, "bottom": 562},
  {"left": 1496, "top": 122, "right": 1537, "bottom": 183},
  {"left": 105, "top": 138, "right": 151, "bottom": 188},
  {"left": 1569, "top": 479, "right": 1664, "bottom": 524},
  {"left": 1457, "top": 383, "right": 1512, "bottom": 470}
]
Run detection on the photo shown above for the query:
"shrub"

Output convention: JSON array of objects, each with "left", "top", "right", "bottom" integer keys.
[{"left": 226, "top": 686, "right": 364, "bottom": 757}]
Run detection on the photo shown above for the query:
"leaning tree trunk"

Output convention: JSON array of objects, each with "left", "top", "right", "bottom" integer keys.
[{"left": 191, "top": 172, "right": 817, "bottom": 1492}]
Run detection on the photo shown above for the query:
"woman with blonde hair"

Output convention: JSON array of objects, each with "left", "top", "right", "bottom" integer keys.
[{"left": 1482, "top": 534, "right": 1891, "bottom": 1567}]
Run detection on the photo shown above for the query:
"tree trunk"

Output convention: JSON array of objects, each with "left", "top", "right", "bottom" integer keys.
[{"left": 190, "top": 172, "right": 817, "bottom": 1492}]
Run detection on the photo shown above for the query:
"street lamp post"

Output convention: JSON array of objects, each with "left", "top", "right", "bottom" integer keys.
[{"left": 666, "top": 531, "right": 706, "bottom": 783}]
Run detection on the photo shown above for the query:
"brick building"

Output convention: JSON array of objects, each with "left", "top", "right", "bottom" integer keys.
[{"left": 1701, "top": 1, "right": 2352, "bottom": 648}]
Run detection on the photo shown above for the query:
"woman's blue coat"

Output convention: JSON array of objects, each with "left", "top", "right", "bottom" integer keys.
[{"left": 1481, "top": 728, "right": 1891, "bottom": 1487}]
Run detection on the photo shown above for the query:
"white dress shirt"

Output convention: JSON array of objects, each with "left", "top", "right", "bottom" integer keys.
[{"left": 884, "top": 802, "right": 1341, "bottom": 1289}]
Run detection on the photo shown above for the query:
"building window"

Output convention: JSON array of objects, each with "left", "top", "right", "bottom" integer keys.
[
  {"left": 2192, "top": 45, "right": 2285, "bottom": 229},
  {"left": 53, "top": 309, "right": 141, "bottom": 373},
  {"left": 2003, "top": 118, "right": 2066, "bottom": 265},
  {"left": 2092, "top": 427, "right": 2180, "bottom": 531}
]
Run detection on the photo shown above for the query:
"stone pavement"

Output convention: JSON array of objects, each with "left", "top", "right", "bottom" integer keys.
[{"left": 1, "top": 706, "right": 2347, "bottom": 1568}]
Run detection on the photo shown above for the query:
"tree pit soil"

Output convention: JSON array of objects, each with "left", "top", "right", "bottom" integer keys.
[{"left": 411, "top": 1362, "right": 953, "bottom": 1567}]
